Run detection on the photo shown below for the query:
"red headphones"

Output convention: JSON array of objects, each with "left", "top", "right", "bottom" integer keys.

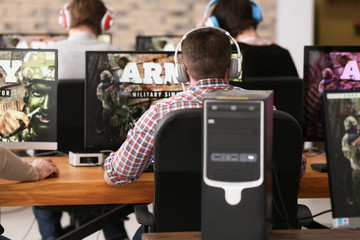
[{"left": 58, "top": 3, "right": 114, "bottom": 32}]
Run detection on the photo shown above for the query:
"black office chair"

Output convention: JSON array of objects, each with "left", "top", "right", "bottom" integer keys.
[
  {"left": 135, "top": 108, "right": 307, "bottom": 233},
  {"left": 271, "top": 110, "right": 302, "bottom": 229},
  {"left": 135, "top": 108, "right": 202, "bottom": 233}
]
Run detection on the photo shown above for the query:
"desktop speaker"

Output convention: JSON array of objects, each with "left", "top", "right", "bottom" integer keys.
[{"left": 202, "top": 90, "right": 273, "bottom": 240}]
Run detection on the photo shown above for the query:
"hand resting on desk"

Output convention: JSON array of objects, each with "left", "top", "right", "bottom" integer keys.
[{"left": 31, "top": 157, "right": 60, "bottom": 180}]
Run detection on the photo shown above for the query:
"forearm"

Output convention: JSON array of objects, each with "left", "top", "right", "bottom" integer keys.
[{"left": 0, "top": 147, "right": 39, "bottom": 181}]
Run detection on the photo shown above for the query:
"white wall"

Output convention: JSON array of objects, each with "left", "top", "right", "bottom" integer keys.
[{"left": 276, "top": 0, "right": 315, "bottom": 78}]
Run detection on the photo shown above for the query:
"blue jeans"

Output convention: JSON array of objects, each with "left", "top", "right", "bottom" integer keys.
[
  {"left": 132, "top": 226, "right": 142, "bottom": 240},
  {"left": 33, "top": 206, "right": 128, "bottom": 240}
]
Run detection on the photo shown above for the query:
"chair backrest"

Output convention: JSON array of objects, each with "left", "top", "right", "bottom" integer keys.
[
  {"left": 153, "top": 108, "right": 202, "bottom": 232},
  {"left": 230, "top": 76, "right": 303, "bottom": 127},
  {"left": 152, "top": 108, "right": 303, "bottom": 232},
  {"left": 271, "top": 110, "right": 303, "bottom": 229}
]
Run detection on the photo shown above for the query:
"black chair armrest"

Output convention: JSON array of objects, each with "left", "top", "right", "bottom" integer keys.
[{"left": 134, "top": 204, "right": 155, "bottom": 233}]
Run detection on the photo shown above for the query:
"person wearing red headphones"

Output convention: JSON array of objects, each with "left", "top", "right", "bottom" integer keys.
[
  {"left": 34, "top": 2, "right": 128, "bottom": 239},
  {"left": 51, "top": 0, "right": 120, "bottom": 80}
]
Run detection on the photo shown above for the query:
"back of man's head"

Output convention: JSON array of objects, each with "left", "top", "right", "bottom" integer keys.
[
  {"left": 182, "top": 27, "right": 231, "bottom": 81},
  {"left": 68, "top": 0, "right": 107, "bottom": 36}
]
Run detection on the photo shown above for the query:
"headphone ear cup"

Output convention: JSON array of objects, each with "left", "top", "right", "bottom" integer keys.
[
  {"left": 205, "top": 16, "right": 220, "bottom": 28},
  {"left": 176, "top": 63, "right": 189, "bottom": 83},
  {"left": 229, "top": 58, "right": 241, "bottom": 79},
  {"left": 101, "top": 10, "right": 113, "bottom": 32},
  {"left": 251, "top": 1, "right": 263, "bottom": 24},
  {"left": 59, "top": 5, "right": 71, "bottom": 30}
]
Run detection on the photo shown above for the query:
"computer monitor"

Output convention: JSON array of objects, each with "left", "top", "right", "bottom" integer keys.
[
  {"left": 135, "top": 35, "right": 182, "bottom": 51},
  {"left": 322, "top": 90, "right": 360, "bottom": 228},
  {"left": 0, "top": 48, "right": 58, "bottom": 150},
  {"left": 303, "top": 46, "right": 360, "bottom": 142},
  {"left": 85, "top": 51, "right": 183, "bottom": 152},
  {"left": 0, "top": 33, "right": 112, "bottom": 49},
  {"left": 229, "top": 76, "right": 303, "bottom": 126}
]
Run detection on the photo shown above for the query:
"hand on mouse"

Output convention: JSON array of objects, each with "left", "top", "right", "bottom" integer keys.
[{"left": 32, "top": 158, "right": 60, "bottom": 180}]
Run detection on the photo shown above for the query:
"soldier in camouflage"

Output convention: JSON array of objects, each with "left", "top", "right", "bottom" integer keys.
[
  {"left": 0, "top": 51, "right": 56, "bottom": 141},
  {"left": 342, "top": 115, "right": 360, "bottom": 204}
]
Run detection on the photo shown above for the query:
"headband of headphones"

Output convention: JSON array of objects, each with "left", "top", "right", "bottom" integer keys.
[
  {"left": 58, "top": 2, "right": 114, "bottom": 32},
  {"left": 174, "top": 26, "right": 242, "bottom": 84},
  {"left": 204, "top": 0, "right": 263, "bottom": 27}
]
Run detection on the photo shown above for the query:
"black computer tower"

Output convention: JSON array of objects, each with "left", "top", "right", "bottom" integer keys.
[{"left": 202, "top": 90, "right": 273, "bottom": 240}]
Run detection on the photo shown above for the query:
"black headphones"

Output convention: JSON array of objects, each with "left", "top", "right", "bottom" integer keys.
[{"left": 174, "top": 27, "right": 242, "bottom": 83}]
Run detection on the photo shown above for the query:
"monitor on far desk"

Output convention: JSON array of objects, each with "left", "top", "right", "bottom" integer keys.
[{"left": 322, "top": 90, "right": 360, "bottom": 229}]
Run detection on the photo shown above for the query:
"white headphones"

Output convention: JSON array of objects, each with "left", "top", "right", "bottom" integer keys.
[
  {"left": 174, "top": 27, "right": 242, "bottom": 84},
  {"left": 59, "top": 2, "right": 114, "bottom": 32}
]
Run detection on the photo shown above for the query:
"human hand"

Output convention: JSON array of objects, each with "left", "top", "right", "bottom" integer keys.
[
  {"left": 104, "top": 171, "right": 116, "bottom": 186},
  {"left": 0, "top": 110, "right": 30, "bottom": 137},
  {"left": 354, "top": 137, "right": 360, "bottom": 146},
  {"left": 31, "top": 158, "right": 60, "bottom": 180}
]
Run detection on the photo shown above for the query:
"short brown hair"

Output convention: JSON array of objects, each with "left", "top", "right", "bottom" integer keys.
[
  {"left": 181, "top": 27, "right": 231, "bottom": 80},
  {"left": 212, "top": 0, "right": 258, "bottom": 37},
  {"left": 68, "top": 0, "right": 107, "bottom": 36}
]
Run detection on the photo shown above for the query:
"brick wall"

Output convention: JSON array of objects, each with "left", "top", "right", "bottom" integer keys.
[{"left": 0, "top": 0, "right": 277, "bottom": 50}]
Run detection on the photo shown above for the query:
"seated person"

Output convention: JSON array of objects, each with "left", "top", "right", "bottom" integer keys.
[
  {"left": 103, "top": 26, "right": 245, "bottom": 239},
  {"left": 0, "top": 145, "right": 59, "bottom": 240},
  {"left": 197, "top": 0, "right": 298, "bottom": 78}
]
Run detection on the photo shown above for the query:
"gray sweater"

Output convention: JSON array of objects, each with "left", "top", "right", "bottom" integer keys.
[
  {"left": 48, "top": 32, "right": 121, "bottom": 79},
  {"left": 0, "top": 145, "right": 39, "bottom": 181}
]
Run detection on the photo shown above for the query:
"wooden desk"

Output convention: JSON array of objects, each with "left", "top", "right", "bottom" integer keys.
[
  {"left": 0, "top": 156, "right": 154, "bottom": 206},
  {"left": 142, "top": 229, "right": 360, "bottom": 240},
  {"left": 0, "top": 152, "right": 329, "bottom": 206},
  {"left": 299, "top": 152, "right": 330, "bottom": 198}
]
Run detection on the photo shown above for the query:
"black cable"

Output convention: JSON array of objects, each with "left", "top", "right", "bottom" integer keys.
[
  {"left": 22, "top": 216, "right": 36, "bottom": 240},
  {"left": 34, "top": 150, "right": 68, "bottom": 157},
  {"left": 271, "top": 163, "right": 294, "bottom": 229},
  {"left": 274, "top": 209, "right": 332, "bottom": 225},
  {"left": 296, "top": 209, "right": 332, "bottom": 221}
]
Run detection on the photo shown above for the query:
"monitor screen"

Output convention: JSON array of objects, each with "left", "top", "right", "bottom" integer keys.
[
  {"left": 85, "top": 51, "right": 183, "bottom": 152},
  {"left": 135, "top": 35, "right": 182, "bottom": 51},
  {"left": 303, "top": 46, "right": 360, "bottom": 142},
  {"left": 0, "top": 49, "right": 58, "bottom": 150},
  {"left": 322, "top": 90, "right": 360, "bottom": 227},
  {"left": 0, "top": 33, "right": 112, "bottom": 49},
  {"left": 229, "top": 76, "right": 303, "bottom": 126}
]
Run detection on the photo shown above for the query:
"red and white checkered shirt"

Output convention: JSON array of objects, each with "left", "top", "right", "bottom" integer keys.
[{"left": 104, "top": 78, "right": 243, "bottom": 185}]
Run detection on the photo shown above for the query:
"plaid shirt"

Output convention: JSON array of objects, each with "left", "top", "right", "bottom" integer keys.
[{"left": 104, "top": 78, "right": 243, "bottom": 185}]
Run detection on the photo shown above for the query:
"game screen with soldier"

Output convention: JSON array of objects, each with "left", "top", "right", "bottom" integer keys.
[
  {"left": 0, "top": 33, "right": 111, "bottom": 49},
  {"left": 135, "top": 35, "right": 182, "bottom": 51},
  {"left": 0, "top": 49, "right": 58, "bottom": 150},
  {"left": 323, "top": 90, "right": 360, "bottom": 225},
  {"left": 85, "top": 51, "right": 183, "bottom": 151},
  {"left": 303, "top": 46, "right": 360, "bottom": 142}
]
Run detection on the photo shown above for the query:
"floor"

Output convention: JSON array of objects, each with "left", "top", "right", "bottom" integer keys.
[
  {"left": 0, "top": 199, "right": 333, "bottom": 240},
  {"left": 0, "top": 206, "right": 142, "bottom": 240}
]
